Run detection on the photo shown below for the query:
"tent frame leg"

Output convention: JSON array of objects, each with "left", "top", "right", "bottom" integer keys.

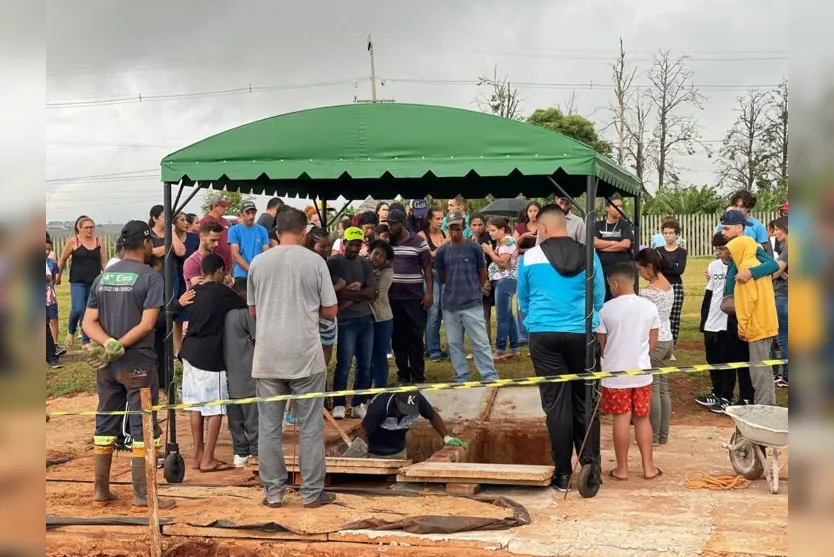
[
  {"left": 584, "top": 176, "right": 598, "bottom": 372},
  {"left": 162, "top": 182, "right": 179, "bottom": 460},
  {"left": 546, "top": 176, "right": 585, "bottom": 216}
]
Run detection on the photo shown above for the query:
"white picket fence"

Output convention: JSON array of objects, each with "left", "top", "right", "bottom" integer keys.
[{"left": 638, "top": 212, "right": 779, "bottom": 257}]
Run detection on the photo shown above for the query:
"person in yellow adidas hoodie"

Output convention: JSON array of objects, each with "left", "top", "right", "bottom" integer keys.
[{"left": 720, "top": 210, "right": 780, "bottom": 406}]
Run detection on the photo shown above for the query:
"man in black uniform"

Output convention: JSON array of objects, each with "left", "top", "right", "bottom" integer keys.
[
  {"left": 593, "top": 195, "right": 634, "bottom": 301},
  {"left": 82, "top": 221, "right": 174, "bottom": 509}
]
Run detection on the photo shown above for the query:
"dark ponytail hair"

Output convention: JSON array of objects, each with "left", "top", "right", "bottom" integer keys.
[
  {"left": 149, "top": 205, "right": 164, "bottom": 230},
  {"left": 634, "top": 248, "right": 669, "bottom": 277},
  {"left": 487, "top": 216, "right": 511, "bottom": 233}
]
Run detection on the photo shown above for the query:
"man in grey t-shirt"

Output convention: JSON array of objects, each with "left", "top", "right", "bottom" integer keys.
[{"left": 247, "top": 208, "right": 338, "bottom": 509}]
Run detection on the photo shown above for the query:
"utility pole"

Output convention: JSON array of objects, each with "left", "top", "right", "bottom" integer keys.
[{"left": 354, "top": 34, "right": 395, "bottom": 104}]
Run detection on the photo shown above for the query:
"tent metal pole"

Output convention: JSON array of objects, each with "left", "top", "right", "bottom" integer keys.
[
  {"left": 633, "top": 194, "right": 641, "bottom": 292},
  {"left": 172, "top": 183, "right": 185, "bottom": 215},
  {"left": 546, "top": 176, "right": 585, "bottom": 217},
  {"left": 173, "top": 182, "right": 206, "bottom": 215},
  {"left": 602, "top": 196, "right": 634, "bottom": 226},
  {"left": 321, "top": 197, "right": 328, "bottom": 230},
  {"left": 330, "top": 199, "right": 354, "bottom": 224},
  {"left": 162, "top": 182, "right": 178, "bottom": 451},
  {"left": 584, "top": 176, "right": 598, "bottom": 372}
]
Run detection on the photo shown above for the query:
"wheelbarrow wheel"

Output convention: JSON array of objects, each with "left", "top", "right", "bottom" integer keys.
[
  {"left": 577, "top": 463, "right": 601, "bottom": 498},
  {"left": 728, "top": 428, "right": 764, "bottom": 480},
  {"left": 163, "top": 452, "right": 186, "bottom": 484}
]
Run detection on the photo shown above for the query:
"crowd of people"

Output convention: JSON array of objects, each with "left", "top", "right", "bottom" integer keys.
[{"left": 45, "top": 187, "right": 788, "bottom": 503}]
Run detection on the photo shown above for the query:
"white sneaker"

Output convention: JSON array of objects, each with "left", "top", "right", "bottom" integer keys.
[
  {"left": 233, "top": 455, "right": 250, "bottom": 468},
  {"left": 352, "top": 404, "right": 367, "bottom": 420},
  {"left": 387, "top": 353, "right": 393, "bottom": 359},
  {"left": 331, "top": 406, "right": 346, "bottom": 419},
  {"left": 670, "top": 353, "right": 677, "bottom": 362}
]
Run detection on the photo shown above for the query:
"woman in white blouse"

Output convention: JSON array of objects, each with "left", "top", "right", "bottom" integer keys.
[{"left": 634, "top": 248, "right": 675, "bottom": 446}]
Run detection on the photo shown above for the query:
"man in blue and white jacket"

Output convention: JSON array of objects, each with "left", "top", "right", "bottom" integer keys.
[{"left": 518, "top": 204, "right": 606, "bottom": 492}]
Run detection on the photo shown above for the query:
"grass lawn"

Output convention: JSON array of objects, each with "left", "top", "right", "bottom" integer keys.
[{"left": 46, "top": 256, "right": 786, "bottom": 408}]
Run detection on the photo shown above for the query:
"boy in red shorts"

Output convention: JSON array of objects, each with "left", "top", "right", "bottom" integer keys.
[{"left": 596, "top": 262, "right": 663, "bottom": 481}]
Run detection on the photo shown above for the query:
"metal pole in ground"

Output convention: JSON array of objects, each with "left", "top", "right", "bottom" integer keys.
[{"left": 140, "top": 388, "right": 162, "bottom": 557}]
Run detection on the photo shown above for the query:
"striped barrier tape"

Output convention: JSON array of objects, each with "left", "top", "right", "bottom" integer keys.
[{"left": 46, "top": 359, "right": 786, "bottom": 418}]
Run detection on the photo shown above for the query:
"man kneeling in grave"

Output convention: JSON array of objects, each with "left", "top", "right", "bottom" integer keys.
[{"left": 343, "top": 391, "right": 467, "bottom": 459}]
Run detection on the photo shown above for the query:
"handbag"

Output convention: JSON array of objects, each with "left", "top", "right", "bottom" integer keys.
[{"left": 720, "top": 295, "right": 735, "bottom": 315}]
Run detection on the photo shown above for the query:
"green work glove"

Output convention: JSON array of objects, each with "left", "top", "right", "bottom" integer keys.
[
  {"left": 444, "top": 435, "right": 469, "bottom": 449},
  {"left": 87, "top": 339, "right": 125, "bottom": 370},
  {"left": 104, "top": 338, "right": 125, "bottom": 361}
]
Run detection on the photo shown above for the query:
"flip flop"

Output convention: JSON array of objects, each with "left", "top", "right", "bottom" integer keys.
[
  {"left": 608, "top": 470, "right": 628, "bottom": 481},
  {"left": 199, "top": 461, "right": 234, "bottom": 473},
  {"left": 644, "top": 468, "right": 663, "bottom": 480}
]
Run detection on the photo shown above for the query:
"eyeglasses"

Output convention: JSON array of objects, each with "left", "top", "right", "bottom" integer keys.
[{"left": 81, "top": 226, "right": 95, "bottom": 230}]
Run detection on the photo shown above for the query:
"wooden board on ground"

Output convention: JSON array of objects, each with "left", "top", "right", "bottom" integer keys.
[
  {"left": 246, "top": 456, "right": 411, "bottom": 475},
  {"left": 163, "top": 524, "right": 328, "bottom": 541},
  {"left": 397, "top": 462, "right": 553, "bottom": 486},
  {"left": 446, "top": 483, "right": 480, "bottom": 496}
]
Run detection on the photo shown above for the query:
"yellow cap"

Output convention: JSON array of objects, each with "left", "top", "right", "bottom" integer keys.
[{"left": 344, "top": 227, "right": 365, "bottom": 242}]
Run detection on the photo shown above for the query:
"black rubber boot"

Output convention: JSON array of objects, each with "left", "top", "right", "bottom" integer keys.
[
  {"left": 93, "top": 452, "right": 119, "bottom": 505},
  {"left": 131, "top": 457, "right": 176, "bottom": 509}
]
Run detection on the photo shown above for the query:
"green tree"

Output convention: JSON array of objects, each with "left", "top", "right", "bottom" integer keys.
[
  {"left": 200, "top": 190, "right": 243, "bottom": 215},
  {"left": 526, "top": 107, "right": 613, "bottom": 156},
  {"left": 641, "top": 184, "right": 725, "bottom": 215}
]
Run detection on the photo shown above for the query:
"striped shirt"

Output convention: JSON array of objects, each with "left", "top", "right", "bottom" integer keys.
[{"left": 390, "top": 232, "right": 431, "bottom": 300}]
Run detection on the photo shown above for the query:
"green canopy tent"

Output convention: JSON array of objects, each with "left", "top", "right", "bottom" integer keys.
[{"left": 157, "top": 102, "right": 643, "bottom": 484}]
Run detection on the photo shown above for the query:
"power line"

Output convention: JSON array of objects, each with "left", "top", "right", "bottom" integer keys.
[
  {"left": 382, "top": 77, "right": 781, "bottom": 92},
  {"left": 46, "top": 169, "right": 158, "bottom": 184},
  {"left": 47, "top": 78, "right": 365, "bottom": 109},
  {"left": 48, "top": 140, "right": 183, "bottom": 148},
  {"left": 374, "top": 34, "right": 788, "bottom": 60}
]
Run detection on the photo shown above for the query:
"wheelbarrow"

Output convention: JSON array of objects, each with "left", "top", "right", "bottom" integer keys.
[{"left": 723, "top": 405, "right": 788, "bottom": 494}]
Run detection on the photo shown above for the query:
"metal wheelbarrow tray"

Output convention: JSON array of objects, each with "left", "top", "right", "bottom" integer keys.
[{"left": 723, "top": 405, "right": 788, "bottom": 494}]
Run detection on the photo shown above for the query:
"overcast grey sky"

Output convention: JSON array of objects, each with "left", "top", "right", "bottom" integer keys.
[{"left": 46, "top": 0, "right": 788, "bottom": 223}]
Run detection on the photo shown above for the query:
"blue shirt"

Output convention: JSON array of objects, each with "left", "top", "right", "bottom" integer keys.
[
  {"left": 435, "top": 240, "right": 486, "bottom": 311},
  {"left": 715, "top": 216, "right": 769, "bottom": 245},
  {"left": 517, "top": 244, "right": 606, "bottom": 334},
  {"left": 650, "top": 234, "right": 684, "bottom": 248},
  {"left": 228, "top": 223, "right": 269, "bottom": 278}
]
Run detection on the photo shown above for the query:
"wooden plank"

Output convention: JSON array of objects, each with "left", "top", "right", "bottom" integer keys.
[
  {"left": 47, "top": 525, "right": 147, "bottom": 536},
  {"left": 397, "top": 474, "right": 551, "bottom": 487},
  {"left": 397, "top": 462, "right": 553, "bottom": 486},
  {"left": 285, "top": 456, "right": 411, "bottom": 468},
  {"left": 446, "top": 483, "right": 480, "bottom": 496},
  {"left": 246, "top": 456, "right": 411, "bottom": 475},
  {"left": 163, "top": 523, "right": 328, "bottom": 541}
]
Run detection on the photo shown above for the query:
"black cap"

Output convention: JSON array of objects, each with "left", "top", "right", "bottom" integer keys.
[
  {"left": 387, "top": 208, "right": 407, "bottom": 223},
  {"left": 394, "top": 392, "right": 420, "bottom": 416},
  {"left": 120, "top": 220, "right": 151, "bottom": 242},
  {"left": 240, "top": 200, "right": 257, "bottom": 213}
]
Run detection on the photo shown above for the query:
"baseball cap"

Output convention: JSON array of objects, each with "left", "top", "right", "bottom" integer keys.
[
  {"left": 344, "top": 227, "right": 365, "bottom": 242},
  {"left": 720, "top": 210, "right": 752, "bottom": 227},
  {"left": 387, "top": 208, "right": 407, "bottom": 223},
  {"left": 446, "top": 210, "right": 465, "bottom": 226},
  {"left": 120, "top": 220, "right": 151, "bottom": 242},
  {"left": 779, "top": 200, "right": 788, "bottom": 213},
  {"left": 394, "top": 392, "right": 420, "bottom": 417},
  {"left": 240, "top": 200, "right": 257, "bottom": 213},
  {"left": 411, "top": 198, "right": 429, "bottom": 217},
  {"left": 207, "top": 193, "right": 230, "bottom": 208}
]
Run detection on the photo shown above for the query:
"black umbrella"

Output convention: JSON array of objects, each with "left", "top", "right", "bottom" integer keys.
[{"left": 479, "top": 198, "right": 529, "bottom": 217}]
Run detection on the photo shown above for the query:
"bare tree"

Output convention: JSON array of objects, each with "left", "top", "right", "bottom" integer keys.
[
  {"left": 623, "top": 91, "right": 653, "bottom": 197},
  {"left": 562, "top": 91, "right": 579, "bottom": 116},
  {"left": 646, "top": 50, "right": 707, "bottom": 189},
  {"left": 717, "top": 89, "right": 773, "bottom": 190},
  {"left": 475, "top": 65, "right": 523, "bottom": 119},
  {"left": 609, "top": 37, "right": 637, "bottom": 166},
  {"left": 764, "top": 78, "right": 788, "bottom": 190}
]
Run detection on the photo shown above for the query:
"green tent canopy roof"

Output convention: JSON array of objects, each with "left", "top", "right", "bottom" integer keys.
[{"left": 161, "top": 103, "right": 642, "bottom": 199}]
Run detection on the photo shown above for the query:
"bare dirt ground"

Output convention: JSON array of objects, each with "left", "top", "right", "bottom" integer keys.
[{"left": 46, "top": 386, "right": 788, "bottom": 557}]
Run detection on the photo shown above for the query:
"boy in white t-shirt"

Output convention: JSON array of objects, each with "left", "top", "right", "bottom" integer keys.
[{"left": 596, "top": 262, "right": 662, "bottom": 481}]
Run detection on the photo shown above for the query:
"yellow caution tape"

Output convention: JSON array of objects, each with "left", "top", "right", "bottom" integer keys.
[{"left": 46, "top": 359, "right": 786, "bottom": 418}]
